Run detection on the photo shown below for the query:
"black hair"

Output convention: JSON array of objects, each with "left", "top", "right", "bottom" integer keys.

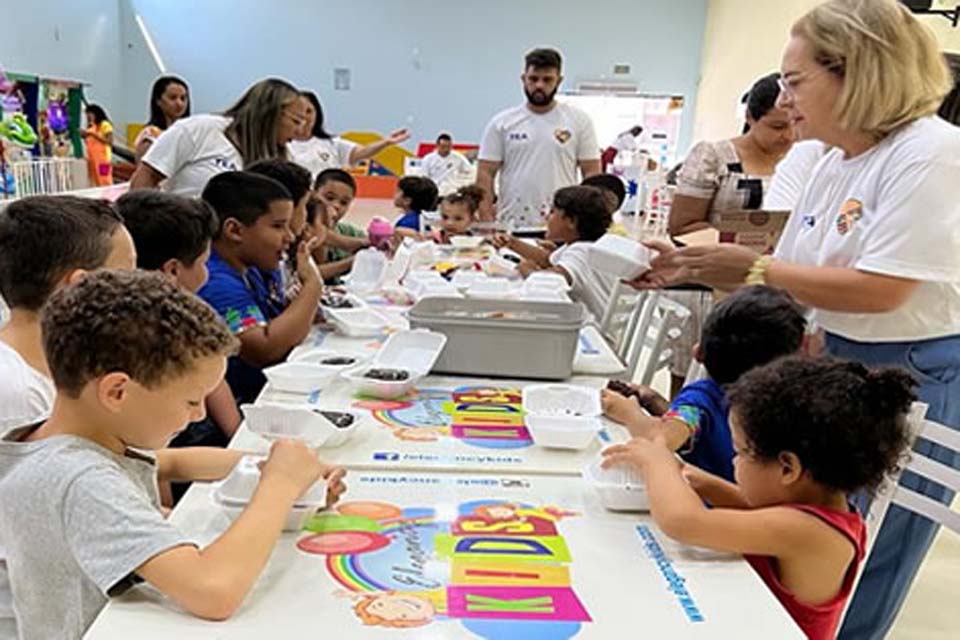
[
  {"left": 314, "top": 167, "right": 357, "bottom": 193},
  {"left": 398, "top": 176, "right": 439, "bottom": 213},
  {"left": 300, "top": 91, "right": 333, "bottom": 139},
  {"left": 0, "top": 196, "right": 123, "bottom": 311},
  {"left": 305, "top": 198, "right": 326, "bottom": 226},
  {"left": 581, "top": 174, "right": 626, "bottom": 211},
  {"left": 525, "top": 48, "right": 562, "bottom": 71},
  {"left": 938, "top": 53, "right": 960, "bottom": 126},
  {"left": 147, "top": 76, "right": 190, "bottom": 129},
  {"left": 84, "top": 104, "right": 110, "bottom": 124},
  {"left": 728, "top": 356, "right": 915, "bottom": 494},
  {"left": 247, "top": 159, "right": 312, "bottom": 205},
  {"left": 437, "top": 133, "right": 452, "bottom": 143},
  {"left": 629, "top": 125, "right": 643, "bottom": 137},
  {"left": 552, "top": 186, "right": 610, "bottom": 241},
  {"left": 443, "top": 184, "right": 485, "bottom": 214},
  {"left": 117, "top": 191, "right": 218, "bottom": 270},
  {"left": 741, "top": 72, "right": 782, "bottom": 134},
  {"left": 201, "top": 171, "right": 292, "bottom": 236},
  {"left": 700, "top": 285, "right": 806, "bottom": 385}
]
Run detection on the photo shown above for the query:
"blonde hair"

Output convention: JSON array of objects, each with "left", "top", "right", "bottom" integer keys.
[
  {"left": 223, "top": 78, "right": 300, "bottom": 165},
  {"left": 793, "top": 0, "right": 950, "bottom": 139}
]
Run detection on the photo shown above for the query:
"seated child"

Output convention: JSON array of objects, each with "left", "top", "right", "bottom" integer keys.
[
  {"left": 313, "top": 169, "right": 369, "bottom": 283},
  {"left": 435, "top": 185, "right": 485, "bottom": 243},
  {"left": 118, "top": 190, "right": 241, "bottom": 452},
  {"left": 0, "top": 270, "right": 346, "bottom": 639},
  {"left": 603, "top": 285, "right": 806, "bottom": 481},
  {"left": 198, "top": 171, "right": 322, "bottom": 404},
  {"left": 496, "top": 185, "right": 614, "bottom": 321},
  {"left": 582, "top": 173, "right": 626, "bottom": 215},
  {"left": 602, "top": 356, "right": 915, "bottom": 640},
  {"left": 393, "top": 175, "right": 439, "bottom": 235},
  {"left": 247, "top": 159, "right": 313, "bottom": 237}
]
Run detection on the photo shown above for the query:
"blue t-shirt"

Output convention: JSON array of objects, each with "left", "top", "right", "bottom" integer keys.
[
  {"left": 394, "top": 211, "right": 421, "bottom": 231},
  {"left": 665, "top": 378, "right": 734, "bottom": 481},
  {"left": 197, "top": 249, "right": 287, "bottom": 404}
]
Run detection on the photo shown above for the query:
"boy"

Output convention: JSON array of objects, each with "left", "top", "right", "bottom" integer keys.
[
  {"left": 495, "top": 185, "right": 614, "bottom": 321},
  {"left": 247, "top": 159, "right": 313, "bottom": 237},
  {"left": 602, "top": 285, "right": 806, "bottom": 481},
  {"left": 581, "top": 173, "right": 626, "bottom": 215},
  {"left": 118, "top": 190, "right": 240, "bottom": 452},
  {"left": 0, "top": 270, "right": 345, "bottom": 639},
  {"left": 312, "top": 168, "right": 370, "bottom": 282},
  {"left": 198, "top": 171, "right": 322, "bottom": 404},
  {"left": 393, "top": 175, "right": 439, "bottom": 234}
]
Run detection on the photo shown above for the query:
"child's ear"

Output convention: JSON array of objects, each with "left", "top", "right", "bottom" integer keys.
[
  {"left": 96, "top": 372, "right": 132, "bottom": 413},
  {"left": 160, "top": 258, "right": 181, "bottom": 281},
  {"left": 221, "top": 217, "right": 246, "bottom": 243},
  {"left": 58, "top": 268, "right": 88, "bottom": 289},
  {"left": 692, "top": 343, "right": 704, "bottom": 363},
  {"left": 777, "top": 451, "right": 804, "bottom": 485}
]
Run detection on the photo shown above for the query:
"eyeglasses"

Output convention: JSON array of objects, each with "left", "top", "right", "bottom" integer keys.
[
  {"left": 778, "top": 64, "right": 843, "bottom": 99},
  {"left": 283, "top": 110, "right": 308, "bottom": 128}
]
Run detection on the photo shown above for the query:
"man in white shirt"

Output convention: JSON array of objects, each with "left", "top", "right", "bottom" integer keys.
[
  {"left": 478, "top": 48, "right": 601, "bottom": 231},
  {"left": 421, "top": 133, "right": 472, "bottom": 192}
]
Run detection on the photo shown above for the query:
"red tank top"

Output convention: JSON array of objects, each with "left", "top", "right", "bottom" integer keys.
[{"left": 745, "top": 504, "right": 865, "bottom": 640}]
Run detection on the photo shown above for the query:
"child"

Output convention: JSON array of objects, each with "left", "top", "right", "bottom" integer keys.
[
  {"left": 602, "top": 356, "right": 915, "bottom": 639},
  {"left": 198, "top": 171, "right": 322, "bottom": 404},
  {"left": 247, "top": 159, "right": 312, "bottom": 237},
  {"left": 582, "top": 173, "right": 626, "bottom": 215},
  {"left": 0, "top": 270, "right": 346, "bottom": 639},
  {"left": 496, "top": 185, "right": 614, "bottom": 321},
  {"left": 312, "top": 169, "right": 370, "bottom": 283},
  {"left": 393, "top": 175, "right": 439, "bottom": 235},
  {"left": 81, "top": 104, "right": 113, "bottom": 186},
  {"left": 436, "top": 184, "right": 485, "bottom": 243},
  {"left": 117, "top": 190, "right": 241, "bottom": 454},
  {"left": 603, "top": 285, "right": 806, "bottom": 481}
]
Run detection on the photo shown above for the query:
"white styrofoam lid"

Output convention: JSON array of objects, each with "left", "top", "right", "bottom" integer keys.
[{"left": 372, "top": 330, "right": 447, "bottom": 372}]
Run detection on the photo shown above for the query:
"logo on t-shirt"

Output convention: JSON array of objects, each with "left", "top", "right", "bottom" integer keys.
[
  {"left": 319, "top": 152, "right": 331, "bottom": 162},
  {"left": 508, "top": 132, "right": 529, "bottom": 141},
  {"left": 835, "top": 199, "right": 863, "bottom": 235},
  {"left": 214, "top": 156, "right": 240, "bottom": 171},
  {"left": 554, "top": 128, "right": 572, "bottom": 144}
]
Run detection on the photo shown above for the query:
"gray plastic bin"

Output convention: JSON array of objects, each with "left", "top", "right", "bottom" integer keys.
[{"left": 408, "top": 297, "right": 585, "bottom": 380}]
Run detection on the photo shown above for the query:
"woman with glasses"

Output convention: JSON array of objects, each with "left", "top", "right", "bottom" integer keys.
[
  {"left": 636, "top": 2, "right": 960, "bottom": 637},
  {"left": 130, "top": 78, "right": 306, "bottom": 196}
]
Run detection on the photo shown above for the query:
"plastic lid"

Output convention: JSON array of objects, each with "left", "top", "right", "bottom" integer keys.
[{"left": 372, "top": 329, "right": 447, "bottom": 372}]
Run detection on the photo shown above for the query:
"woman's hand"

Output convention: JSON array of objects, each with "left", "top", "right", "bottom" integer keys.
[
  {"left": 387, "top": 128, "right": 411, "bottom": 145},
  {"left": 627, "top": 240, "right": 760, "bottom": 292}
]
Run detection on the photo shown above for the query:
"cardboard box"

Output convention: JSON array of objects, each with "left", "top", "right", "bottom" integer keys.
[{"left": 714, "top": 209, "right": 790, "bottom": 255}]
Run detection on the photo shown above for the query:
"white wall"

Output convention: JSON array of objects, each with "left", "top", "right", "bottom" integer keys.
[{"left": 121, "top": 0, "right": 708, "bottom": 151}]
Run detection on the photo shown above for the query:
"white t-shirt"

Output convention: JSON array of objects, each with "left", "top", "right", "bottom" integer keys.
[
  {"left": 549, "top": 242, "right": 615, "bottom": 323},
  {"left": 479, "top": 102, "right": 599, "bottom": 230},
  {"left": 775, "top": 116, "right": 960, "bottom": 341},
  {"left": 421, "top": 150, "right": 471, "bottom": 187},
  {"left": 764, "top": 140, "right": 828, "bottom": 211},
  {"left": 288, "top": 136, "right": 358, "bottom": 179},
  {"left": 141, "top": 114, "right": 243, "bottom": 197},
  {"left": 612, "top": 131, "right": 639, "bottom": 152}
]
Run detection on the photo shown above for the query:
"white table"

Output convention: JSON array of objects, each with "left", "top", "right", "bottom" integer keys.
[{"left": 86, "top": 471, "right": 803, "bottom": 639}]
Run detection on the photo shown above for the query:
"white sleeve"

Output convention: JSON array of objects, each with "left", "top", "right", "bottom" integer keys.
[
  {"left": 478, "top": 118, "right": 503, "bottom": 162},
  {"left": 549, "top": 245, "right": 588, "bottom": 292},
  {"left": 576, "top": 114, "right": 600, "bottom": 161},
  {"left": 335, "top": 137, "right": 359, "bottom": 166},
  {"left": 855, "top": 159, "right": 960, "bottom": 282},
  {"left": 141, "top": 119, "right": 198, "bottom": 179},
  {"left": 764, "top": 141, "right": 825, "bottom": 211}
]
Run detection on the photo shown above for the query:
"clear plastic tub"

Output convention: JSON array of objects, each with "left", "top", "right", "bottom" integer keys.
[
  {"left": 583, "top": 457, "right": 650, "bottom": 512},
  {"left": 590, "top": 234, "right": 652, "bottom": 280},
  {"left": 242, "top": 402, "right": 360, "bottom": 448},
  {"left": 212, "top": 456, "right": 328, "bottom": 530},
  {"left": 408, "top": 298, "right": 584, "bottom": 380},
  {"left": 262, "top": 362, "right": 339, "bottom": 394},
  {"left": 341, "top": 330, "right": 447, "bottom": 399}
]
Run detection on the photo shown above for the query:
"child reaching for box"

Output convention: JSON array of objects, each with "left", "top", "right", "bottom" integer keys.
[
  {"left": 0, "top": 270, "right": 346, "bottom": 639},
  {"left": 602, "top": 356, "right": 915, "bottom": 640}
]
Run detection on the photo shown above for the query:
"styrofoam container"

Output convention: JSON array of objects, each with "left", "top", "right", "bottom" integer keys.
[
  {"left": 324, "top": 307, "right": 390, "bottom": 337},
  {"left": 518, "top": 286, "right": 569, "bottom": 302},
  {"left": 524, "top": 271, "right": 571, "bottom": 293},
  {"left": 403, "top": 270, "right": 446, "bottom": 298},
  {"left": 341, "top": 330, "right": 447, "bottom": 399},
  {"left": 484, "top": 254, "right": 519, "bottom": 279},
  {"left": 212, "top": 456, "right": 328, "bottom": 530},
  {"left": 450, "top": 235, "right": 485, "bottom": 249},
  {"left": 343, "top": 248, "right": 388, "bottom": 293},
  {"left": 290, "top": 348, "right": 370, "bottom": 373},
  {"left": 409, "top": 298, "right": 585, "bottom": 380},
  {"left": 417, "top": 279, "right": 462, "bottom": 300},
  {"left": 466, "top": 278, "right": 521, "bottom": 300},
  {"left": 451, "top": 270, "right": 489, "bottom": 291},
  {"left": 522, "top": 384, "right": 602, "bottom": 449},
  {"left": 319, "top": 292, "right": 367, "bottom": 311},
  {"left": 584, "top": 457, "right": 650, "bottom": 512},
  {"left": 263, "top": 361, "right": 339, "bottom": 394},
  {"left": 590, "top": 234, "right": 652, "bottom": 280},
  {"left": 242, "top": 402, "right": 360, "bottom": 448}
]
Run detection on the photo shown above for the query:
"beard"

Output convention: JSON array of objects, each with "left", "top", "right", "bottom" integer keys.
[{"left": 525, "top": 85, "right": 557, "bottom": 107}]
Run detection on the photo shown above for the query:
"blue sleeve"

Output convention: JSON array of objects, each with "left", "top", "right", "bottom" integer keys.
[
  {"left": 394, "top": 212, "right": 421, "bottom": 230},
  {"left": 666, "top": 386, "right": 713, "bottom": 451},
  {"left": 198, "top": 271, "right": 266, "bottom": 335}
]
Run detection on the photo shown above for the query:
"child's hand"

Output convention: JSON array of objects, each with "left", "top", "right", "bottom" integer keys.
[
  {"left": 259, "top": 440, "right": 325, "bottom": 498},
  {"left": 296, "top": 237, "right": 323, "bottom": 289},
  {"left": 601, "top": 435, "right": 675, "bottom": 473},
  {"left": 517, "top": 259, "right": 538, "bottom": 278},
  {"left": 601, "top": 388, "right": 646, "bottom": 426},
  {"left": 681, "top": 463, "right": 712, "bottom": 492},
  {"left": 321, "top": 465, "right": 347, "bottom": 507},
  {"left": 492, "top": 233, "right": 513, "bottom": 250}
]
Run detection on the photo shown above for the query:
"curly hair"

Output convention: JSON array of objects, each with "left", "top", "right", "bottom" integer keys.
[
  {"left": 728, "top": 356, "right": 916, "bottom": 494},
  {"left": 552, "top": 186, "right": 612, "bottom": 241},
  {"left": 41, "top": 270, "right": 238, "bottom": 397},
  {"left": 442, "top": 184, "right": 485, "bottom": 215}
]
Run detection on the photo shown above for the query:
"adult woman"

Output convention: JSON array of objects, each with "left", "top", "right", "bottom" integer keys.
[
  {"left": 664, "top": 73, "right": 795, "bottom": 394},
  {"left": 129, "top": 78, "right": 306, "bottom": 196},
  {"left": 81, "top": 104, "right": 114, "bottom": 186},
  {"left": 640, "top": 2, "right": 959, "bottom": 638},
  {"left": 289, "top": 91, "right": 410, "bottom": 178},
  {"left": 134, "top": 76, "right": 190, "bottom": 162}
]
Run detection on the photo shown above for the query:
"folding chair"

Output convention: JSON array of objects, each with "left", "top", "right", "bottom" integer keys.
[
  {"left": 610, "top": 291, "right": 690, "bottom": 385},
  {"left": 598, "top": 280, "right": 645, "bottom": 349}
]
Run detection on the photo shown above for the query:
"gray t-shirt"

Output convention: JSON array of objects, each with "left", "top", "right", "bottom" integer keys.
[{"left": 0, "top": 429, "right": 195, "bottom": 640}]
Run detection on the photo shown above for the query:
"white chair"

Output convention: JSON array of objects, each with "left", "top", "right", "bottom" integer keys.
[
  {"left": 598, "top": 280, "right": 645, "bottom": 349},
  {"left": 609, "top": 291, "right": 690, "bottom": 385}
]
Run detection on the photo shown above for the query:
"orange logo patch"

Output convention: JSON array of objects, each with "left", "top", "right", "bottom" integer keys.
[
  {"left": 836, "top": 199, "right": 863, "bottom": 235},
  {"left": 554, "top": 128, "right": 572, "bottom": 144}
]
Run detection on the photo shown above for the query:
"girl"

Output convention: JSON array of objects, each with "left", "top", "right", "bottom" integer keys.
[
  {"left": 81, "top": 104, "right": 113, "bottom": 186},
  {"left": 602, "top": 356, "right": 915, "bottom": 640},
  {"left": 134, "top": 76, "right": 190, "bottom": 162},
  {"left": 435, "top": 184, "right": 484, "bottom": 243}
]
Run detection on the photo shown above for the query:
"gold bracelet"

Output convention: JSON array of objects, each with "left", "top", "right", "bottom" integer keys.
[{"left": 745, "top": 255, "right": 774, "bottom": 286}]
